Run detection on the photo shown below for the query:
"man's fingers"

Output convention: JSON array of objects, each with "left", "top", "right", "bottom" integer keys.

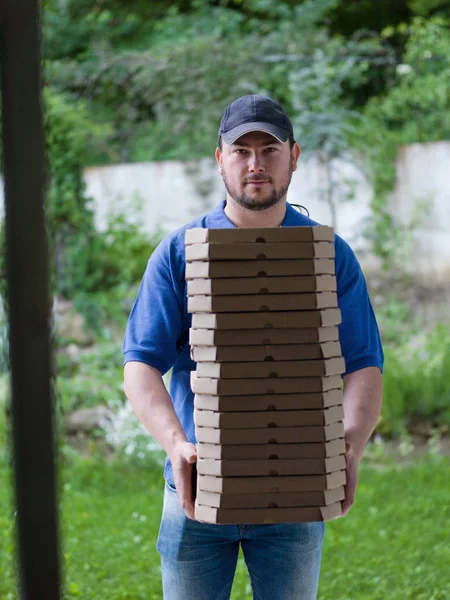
[
  {"left": 174, "top": 461, "right": 196, "bottom": 519},
  {"left": 180, "top": 442, "right": 197, "bottom": 464},
  {"left": 342, "top": 452, "right": 358, "bottom": 516}
]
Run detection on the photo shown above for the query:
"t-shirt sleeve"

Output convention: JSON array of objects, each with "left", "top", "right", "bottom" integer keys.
[
  {"left": 122, "top": 235, "right": 185, "bottom": 375},
  {"left": 336, "top": 239, "right": 384, "bottom": 376}
]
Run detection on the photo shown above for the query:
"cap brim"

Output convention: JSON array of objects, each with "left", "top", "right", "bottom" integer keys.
[{"left": 221, "top": 122, "right": 290, "bottom": 145}]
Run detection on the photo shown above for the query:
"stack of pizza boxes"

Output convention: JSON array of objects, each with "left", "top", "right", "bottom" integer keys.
[{"left": 185, "top": 225, "right": 346, "bottom": 524}]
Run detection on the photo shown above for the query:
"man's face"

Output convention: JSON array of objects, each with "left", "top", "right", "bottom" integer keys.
[{"left": 215, "top": 131, "right": 300, "bottom": 211}]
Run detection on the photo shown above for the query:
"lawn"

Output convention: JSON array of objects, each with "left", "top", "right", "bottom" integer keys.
[{"left": 0, "top": 450, "right": 448, "bottom": 600}]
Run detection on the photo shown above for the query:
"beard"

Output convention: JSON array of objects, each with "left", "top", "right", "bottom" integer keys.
[{"left": 222, "top": 165, "right": 293, "bottom": 212}]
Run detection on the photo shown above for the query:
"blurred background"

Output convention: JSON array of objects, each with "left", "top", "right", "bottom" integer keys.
[{"left": 0, "top": 0, "right": 449, "bottom": 598}]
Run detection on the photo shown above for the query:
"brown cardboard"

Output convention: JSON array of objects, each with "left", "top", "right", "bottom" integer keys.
[
  {"left": 195, "top": 357, "right": 345, "bottom": 379},
  {"left": 196, "top": 455, "right": 346, "bottom": 477},
  {"left": 191, "top": 341, "right": 342, "bottom": 363},
  {"left": 186, "top": 259, "right": 335, "bottom": 279},
  {"left": 185, "top": 242, "right": 335, "bottom": 262},
  {"left": 185, "top": 226, "right": 334, "bottom": 245},
  {"left": 194, "top": 501, "right": 342, "bottom": 524},
  {"left": 189, "top": 326, "right": 340, "bottom": 347},
  {"left": 194, "top": 389, "right": 343, "bottom": 412},
  {"left": 198, "top": 470, "right": 346, "bottom": 493},
  {"left": 194, "top": 405, "right": 344, "bottom": 429},
  {"left": 188, "top": 292, "right": 338, "bottom": 313},
  {"left": 197, "top": 438, "right": 346, "bottom": 460},
  {"left": 196, "top": 486, "right": 344, "bottom": 509},
  {"left": 187, "top": 275, "right": 337, "bottom": 296},
  {"left": 191, "top": 308, "right": 342, "bottom": 330},
  {"left": 195, "top": 421, "right": 344, "bottom": 444},
  {"left": 190, "top": 372, "right": 342, "bottom": 395}
]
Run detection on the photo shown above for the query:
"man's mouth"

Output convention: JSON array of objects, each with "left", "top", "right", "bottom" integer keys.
[{"left": 246, "top": 180, "right": 270, "bottom": 185}]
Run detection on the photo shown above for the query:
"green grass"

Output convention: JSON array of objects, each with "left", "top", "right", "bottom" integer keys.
[{"left": 0, "top": 451, "right": 449, "bottom": 600}]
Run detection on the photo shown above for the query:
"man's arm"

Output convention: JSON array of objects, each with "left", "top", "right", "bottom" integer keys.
[
  {"left": 341, "top": 366, "right": 383, "bottom": 515},
  {"left": 124, "top": 361, "right": 197, "bottom": 519}
]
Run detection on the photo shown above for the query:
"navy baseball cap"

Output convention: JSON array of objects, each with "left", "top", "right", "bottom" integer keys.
[{"left": 218, "top": 95, "right": 294, "bottom": 145}]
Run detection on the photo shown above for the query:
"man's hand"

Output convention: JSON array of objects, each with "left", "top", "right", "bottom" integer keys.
[
  {"left": 342, "top": 442, "right": 361, "bottom": 516},
  {"left": 341, "top": 367, "right": 383, "bottom": 517},
  {"left": 170, "top": 441, "right": 197, "bottom": 520}
]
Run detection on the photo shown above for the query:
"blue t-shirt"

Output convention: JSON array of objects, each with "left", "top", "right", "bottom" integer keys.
[{"left": 123, "top": 201, "right": 384, "bottom": 485}]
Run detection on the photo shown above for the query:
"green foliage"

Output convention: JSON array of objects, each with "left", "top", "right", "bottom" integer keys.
[
  {"left": 356, "top": 16, "right": 450, "bottom": 268},
  {"left": 378, "top": 324, "right": 450, "bottom": 437},
  {"left": 47, "top": 0, "right": 388, "bottom": 162},
  {"left": 55, "top": 343, "right": 125, "bottom": 414}
]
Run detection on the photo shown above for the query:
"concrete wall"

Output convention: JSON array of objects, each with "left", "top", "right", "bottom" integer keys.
[
  {"left": 84, "top": 154, "right": 373, "bottom": 253},
  {"left": 390, "top": 142, "right": 450, "bottom": 284},
  {"left": 2, "top": 141, "right": 450, "bottom": 285}
]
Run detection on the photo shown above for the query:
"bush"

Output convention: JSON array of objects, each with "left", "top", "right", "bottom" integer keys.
[
  {"left": 378, "top": 323, "right": 450, "bottom": 436},
  {"left": 55, "top": 343, "right": 125, "bottom": 414}
]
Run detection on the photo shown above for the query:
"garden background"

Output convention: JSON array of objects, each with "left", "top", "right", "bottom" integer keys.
[{"left": 0, "top": 0, "right": 449, "bottom": 598}]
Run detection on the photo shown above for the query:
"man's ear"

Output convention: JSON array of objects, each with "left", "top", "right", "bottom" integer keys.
[
  {"left": 291, "top": 143, "right": 301, "bottom": 172},
  {"left": 215, "top": 147, "right": 223, "bottom": 173}
]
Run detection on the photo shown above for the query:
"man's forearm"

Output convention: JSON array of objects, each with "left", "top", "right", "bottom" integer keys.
[
  {"left": 342, "top": 366, "right": 383, "bottom": 459},
  {"left": 124, "top": 361, "right": 186, "bottom": 460}
]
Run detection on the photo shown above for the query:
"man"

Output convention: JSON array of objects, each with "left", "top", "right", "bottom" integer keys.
[{"left": 123, "top": 95, "right": 384, "bottom": 600}]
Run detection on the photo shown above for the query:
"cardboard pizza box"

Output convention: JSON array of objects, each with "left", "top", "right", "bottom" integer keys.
[
  {"left": 194, "top": 389, "right": 343, "bottom": 412},
  {"left": 195, "top": 421, "right": 344, "bottom": 445},
  {"left": 197, "top": 470, "right": 346, "bottom": 494},
  {"left": 196, "top": 455, "right": 346, "bottom": 477},
  {"left": 186, "top": 259, "right": 335, "bottom": 279},
  {"left": 186, "top": 242, "right": 335, "bottom": 262},
  {"left": 194, "top": 405, "right": 344, "bottom": 429},
  {"left": 189, "top": 326, "right": 340, "bottom": 347},
  {"left": 185, "top": 226, "right": 334, "bottom": 245},
  {"left": 191, "top": 341, "right": 342, "bottom": 363},
  {"left": 197, "top": 438, "right": 346, "bottom": 460},
  {"left": 187, "top": 275, "right": 337, "bottom": 296},
  {"left": 188, "top": 291, "right": 338, "bottom": 313},
  {"left": 190, "top": 372, "right": 342, "bottom": 395},
  {"left": 191, "top": 308, "right": 342, "bottom": 330},
  {"left": 194, "top": 501, "right": 342, "bottom": 524},
  {"left": 196, "top": 486, "right": 344, "bottom": 509},
  {"left": 195, "top": 357, "right": 345, "bottom": 379}
]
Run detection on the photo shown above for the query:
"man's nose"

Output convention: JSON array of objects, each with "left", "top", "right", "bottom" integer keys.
[{"left": 248, "top": 152, "right": 265, "bottom": 172}]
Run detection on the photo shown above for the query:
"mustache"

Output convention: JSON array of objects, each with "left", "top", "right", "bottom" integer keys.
[{"left": 244, "top": 177, "right": 272, "bottom": 183}]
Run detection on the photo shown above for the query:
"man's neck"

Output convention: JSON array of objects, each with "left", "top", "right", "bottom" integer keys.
[{"left": 224, "top": 197, "right": 287, "bottom": 228}]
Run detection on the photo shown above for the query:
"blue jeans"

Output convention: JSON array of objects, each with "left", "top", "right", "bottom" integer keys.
[{"left": 156, "top": 481, "right": 325, "bottom": 600}]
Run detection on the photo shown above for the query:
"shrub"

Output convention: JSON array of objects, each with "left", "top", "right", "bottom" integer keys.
[{"left": 378, "top": 323, "right": 450, "bottom": 436}]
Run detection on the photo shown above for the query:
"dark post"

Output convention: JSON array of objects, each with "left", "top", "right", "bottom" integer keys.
[{"left": 0, "top": 1, "right": 61, "bottom": 598}]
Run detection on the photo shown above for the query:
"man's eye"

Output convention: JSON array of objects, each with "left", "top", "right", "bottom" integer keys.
[
  {"left": 235, "top": 149, "right": 247, "bottom": 154},
  {"left": 265, "top": 147, "right": 277, "bottom": 153}
]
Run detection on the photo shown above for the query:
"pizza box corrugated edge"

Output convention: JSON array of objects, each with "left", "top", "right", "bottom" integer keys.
[
  {"left": 196, "top": 455, "right": 346, "bottom": 477},
  {"left": 195, "top": 421, "right": 345, "bottom": 445},
  {"left": 187, "top": 274, "right": 337, "bottom": 296},
  {"left": 185, "top": 259, "right": 336, "bottom": 279},
  {"left": 194, "top": 501, "right": 342, "bottom": 524},
  {"left": 190, "top": 372, "right": 342, "bottom": 395},
  {"left": 190, "top": 341, "right": 342, "bottom": 363},
  {"left": 187, "top": 292, "right": 338, "bottom": 313},
  {"left": 196, "top": 486, "right": 345, "bottom": 509},
  {"left": 196, "top": 438, "right": 346, "bottom": 460},
  {"left": 189, "top": 326, "right": 340, "bottom": 346},
  {"left": 185, "top": 226, "right": 334, "bottom": 245},
  {"left": 194, "top": 404, "right": 344, "bottom": 429},
  {"left": 193, "top": 388, "right": 343, "bottom": 411},
  {"left": 191, "top": 308, "right": 342, "bottom": 330},
  {"left": 185, "top": 242, "right": 335, "bottom": 262},
  {"left": 197, "top": 469, "right": 346, "bottom": 494},
  {"left": 195, "top": 357, "right": 346, "bottom": 379}
]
